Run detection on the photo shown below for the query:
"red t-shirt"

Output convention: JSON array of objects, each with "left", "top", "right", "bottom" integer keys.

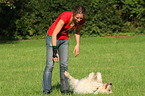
[{"left": 47, "top": 11, "right": 86, "bottom": 39}]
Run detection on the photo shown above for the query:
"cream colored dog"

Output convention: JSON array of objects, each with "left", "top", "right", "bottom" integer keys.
[{"left": 64, "top": 71, "right": 112, "bottom": 94}]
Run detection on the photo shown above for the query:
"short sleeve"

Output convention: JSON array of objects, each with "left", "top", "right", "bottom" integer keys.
[{"left": 59, "top": 12, "right": 72, "bottom": 24}]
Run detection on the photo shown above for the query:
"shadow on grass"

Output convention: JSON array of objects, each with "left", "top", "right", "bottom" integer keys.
[
  {"left": 52, "top": 82, "right": 61, "bottom": 91},
  {"left": 0, "top": 39, "right": 20, "bottom": 44},
  {"left": 52, "top": 83, "right": 73, "bottom": 94}
]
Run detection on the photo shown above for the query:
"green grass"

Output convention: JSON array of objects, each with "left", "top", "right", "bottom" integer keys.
[{"left": 0, "top": 36, "right": 145, "bottom": 96}]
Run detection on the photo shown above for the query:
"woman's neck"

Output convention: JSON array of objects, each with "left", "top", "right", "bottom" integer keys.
[{"left": 69, "top": 16, "right": 75, "bottom": 26}]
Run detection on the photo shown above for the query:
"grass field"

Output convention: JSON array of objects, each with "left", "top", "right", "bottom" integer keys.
[{"left": 0, "top": 36, "right": 145, "bottom": 96}]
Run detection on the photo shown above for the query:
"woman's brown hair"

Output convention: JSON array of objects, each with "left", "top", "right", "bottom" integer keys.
[{"left": 72, "top": 5, "right": 86, "bottom": 17}]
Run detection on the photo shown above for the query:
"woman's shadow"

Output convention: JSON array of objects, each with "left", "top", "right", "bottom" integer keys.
[{"left": 52, "top": 82, "right": 61, "bottom": 90}]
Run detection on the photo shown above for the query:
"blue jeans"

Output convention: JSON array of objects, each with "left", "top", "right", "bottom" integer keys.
[{"left": 42, "top": 34, "right": 70, "bottom": 93}]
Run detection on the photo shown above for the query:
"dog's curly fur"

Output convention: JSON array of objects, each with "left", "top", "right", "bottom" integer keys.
[{"left": 64, "top": 71, "right": 112, "bottom": 94}]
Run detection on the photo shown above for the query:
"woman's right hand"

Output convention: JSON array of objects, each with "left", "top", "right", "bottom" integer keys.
[{"left": 53, "top": 53, "right": 59, "bottom": 63}]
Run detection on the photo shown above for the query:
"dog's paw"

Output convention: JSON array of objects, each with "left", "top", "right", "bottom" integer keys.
[
  {"left": 97, "top": 72, "right": 101, "bottom": 77},
  {"left": 96, "top": 72, "right": 102, "bottom": 83},
  {"left": 89, "top": 72, "right": 95, "bottom": 79},
  {"left": 64, "top": 71, "right": 70, "bottom": 77}
]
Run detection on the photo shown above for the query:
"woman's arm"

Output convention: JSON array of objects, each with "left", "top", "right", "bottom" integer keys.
[
  {"left": 73, "top": 25, "right": 82, "bottom": 57},
  {"left": 52, "top": 19, "right": 64, "bottom": 62},
  {"left": 52, "top": 19, "right": 64, "bottom": 46}
]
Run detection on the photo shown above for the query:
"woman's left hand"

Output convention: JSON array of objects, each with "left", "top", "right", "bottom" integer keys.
[{"left": 73, "top": 45, "right": 79, "bottom": 57}]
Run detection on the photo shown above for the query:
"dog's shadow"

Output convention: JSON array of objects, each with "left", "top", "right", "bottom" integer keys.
[{"left": 52, "top": 83, "right": 73, "bottom": 94}]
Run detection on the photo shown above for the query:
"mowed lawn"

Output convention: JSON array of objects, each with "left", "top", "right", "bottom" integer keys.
[{"left": 0, "top": 36, "right": 145, "bottom": 96}]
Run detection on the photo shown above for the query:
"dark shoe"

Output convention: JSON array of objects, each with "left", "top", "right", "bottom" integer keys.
[
  {"left": 61, "top": 90, "right": 70, "bottom": 95},
  {"left": 43, "top": 90, "right": 51, "bottom": 94}
]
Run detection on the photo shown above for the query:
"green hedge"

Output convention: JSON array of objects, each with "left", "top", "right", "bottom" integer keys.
[{"left": 0, "top": 0, "right": 145, "bottom": 40}]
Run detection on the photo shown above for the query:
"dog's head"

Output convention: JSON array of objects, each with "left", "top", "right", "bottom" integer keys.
[{"left": 99, "top": 82, "right": 112, "bottom": 94}]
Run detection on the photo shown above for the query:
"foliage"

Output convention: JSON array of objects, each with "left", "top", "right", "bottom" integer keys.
[
  {"left": 117, "top": 0, "right": 145, "bottom": 33},
  {"left": 0, "top": 0, "right": 16, "bottom": 39},
  {"left": 84, "top": 0, "right": 124, "bottom": 36},
  {"left": 0, "top": 0, "right": 145, "bottom": 40}
]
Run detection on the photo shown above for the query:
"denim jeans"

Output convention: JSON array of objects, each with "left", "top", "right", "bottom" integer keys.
[{"left": 42, "top": 34, "right": 70, "bottom": 93}]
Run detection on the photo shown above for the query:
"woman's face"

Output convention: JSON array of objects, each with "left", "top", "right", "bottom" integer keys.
[{"left": 73, "top": 13, "right": 83, "bottom": 23}]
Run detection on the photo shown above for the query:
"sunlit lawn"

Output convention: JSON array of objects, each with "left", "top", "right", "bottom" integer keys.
[{"left": 0, "top": 36, "right": 145, "bottom": 96}]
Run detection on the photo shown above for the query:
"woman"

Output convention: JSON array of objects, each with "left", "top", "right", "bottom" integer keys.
[{"left": 42, "top": 5, "right": 86, "bottom": 94}]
